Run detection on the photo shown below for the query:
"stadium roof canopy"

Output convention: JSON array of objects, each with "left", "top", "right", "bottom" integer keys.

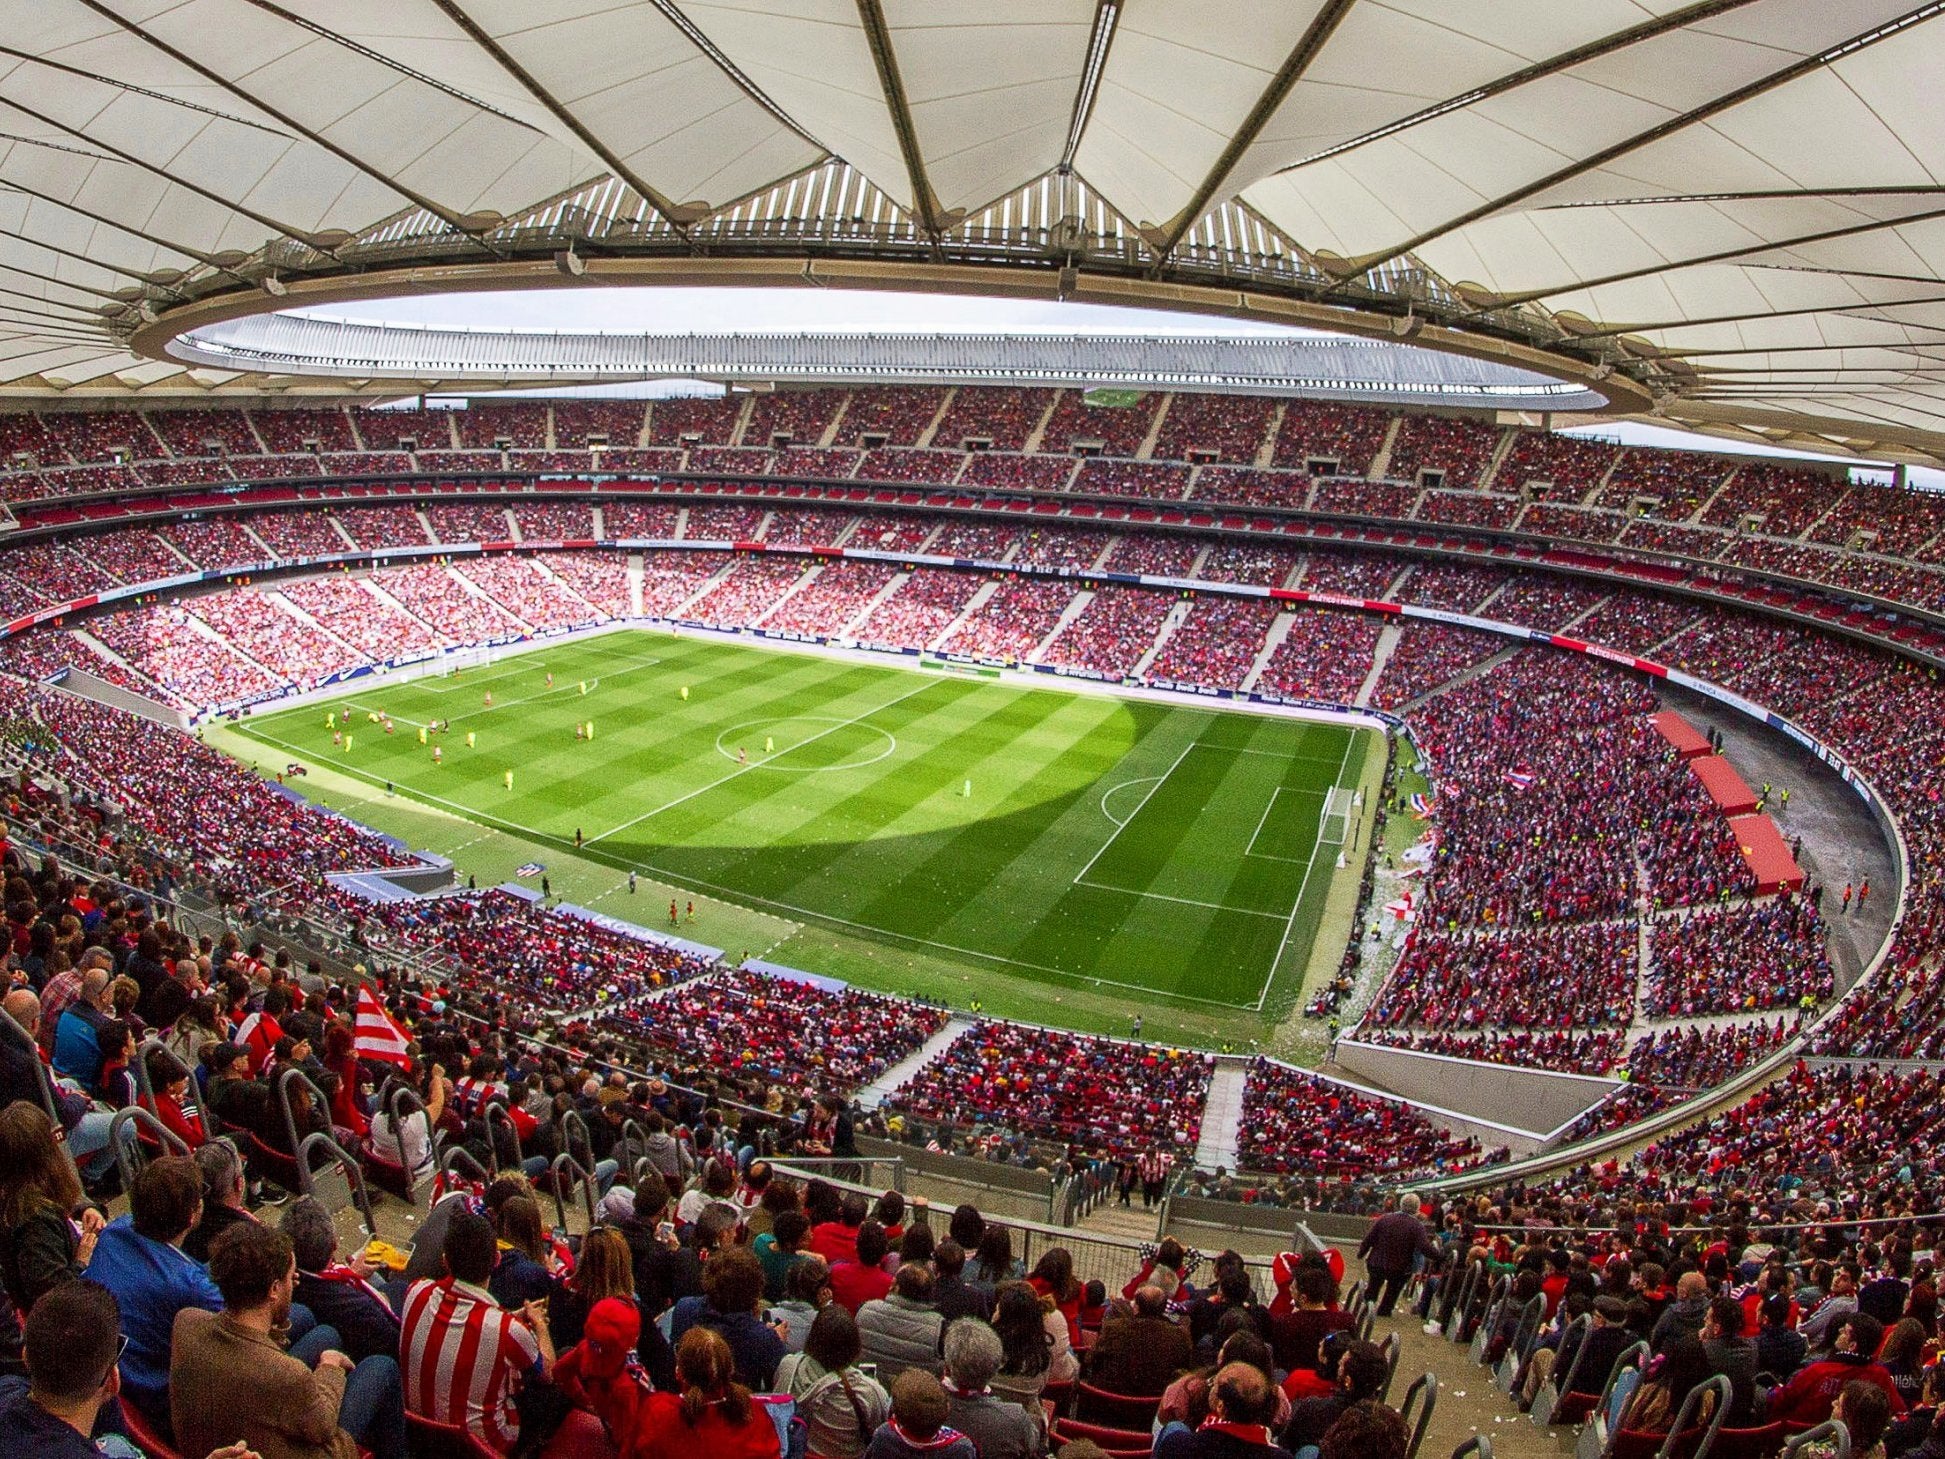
[{"left": 8, "top": 1, "right": 1945, "bottom": 462}]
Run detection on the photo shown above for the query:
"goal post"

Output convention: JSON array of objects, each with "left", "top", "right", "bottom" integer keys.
[{"left": 1317, "top": 786, "right": 1355, "bottom": 846}]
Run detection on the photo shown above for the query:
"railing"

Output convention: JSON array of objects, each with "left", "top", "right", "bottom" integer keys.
[
  {"left": 108, "top": 1103, "right": 189, "bottom": 1189},
  {"left": 1, "top": 1004, "right": 60, "bottom": 1129},
  {"left": 481, "top": 1098, "right": 524, "bottom": 1175},
  {"left": 548, "top": 1150, "right": 599, "bottom": 1232}
]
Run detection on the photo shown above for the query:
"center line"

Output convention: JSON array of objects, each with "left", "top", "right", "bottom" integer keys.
[{"left": 585, "top": 677, "right": 937, "bottom": 846}]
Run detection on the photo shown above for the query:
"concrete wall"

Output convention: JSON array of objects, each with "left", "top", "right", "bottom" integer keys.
[
  {"left": 58, "top": 667, "right": 186, "bottom": 728},
  {"left": 1333, "top": 1040, "right": 1615, "bottom": 1140}
]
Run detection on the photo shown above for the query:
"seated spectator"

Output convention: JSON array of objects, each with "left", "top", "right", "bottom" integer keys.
[
  {"left": 172, "top": 1220, "right": 406, "bottom": 1459},
  {"left": 775, "top": 1305, "right": 891, "bottom": 1459},
  {"left": 812, "top": 1194, "right": 869, "bottom": 1267},
  {"left": 1268, "top": 1264, "right": 1352, "bottom": 1379},
  {"left": 831, "top": 1222, "right": 894, "bottom": 1315},
  {"left": 52, "top": 972, "right": 112, "bottom": 1092},
  {"left": 1160, "top": 1361, "right": 1295, "bottom": 1459},
  {"left": 932, "top": 1242, "right": 987, "bottom": 1326},
  {"left": 859, "top": 1263, "right": 945, "bottom": 1383},
  {"left": 865, "top": 1369, "right": 973, "bottom": 1459},
  {"left": 488, "top": 1194, "right": 559, "bottom": 1311},
  {"left": 1520, "top": 1296, "right": 1635, "bottom": 1412},
  {"left": 771, "top": 1255, "right": 830, "bottom": 1355},
  {"left": 1279, "top": 1339, "right": 1388, "bottom": 1455},
  {"left": 184, "top": 1142, "right": 257, "bottom": 1266},
  {"left": 1703, "top": 1297, "right": 1759, "bottom": 1424},
  {"left": 1830, "top": 1380, "right": 1897, "bottom": 1459},
  {"left": 1621, "top": 1335, "right": 1718, "bottom": 1435},
  {"left": 144, "top": 1051, "right": 206, "bottom": 1151},
  {"left": 1767, "top": 1315, "right": 1906, "bottom": 1428},
  {"left": 399, "top": 1209, "right": 553, "bottom": 1453},
  {"left": 1088, "top": 1284, "right": 1192, "bottom": 1398},
  {"left": 991, "top": 1281, "right": 1055, "bottom": 1420},
  {"left": 667, "top": 1245, "right": 786, "bottom": 1390},
  {"left": 941, "top": 1318, "right": 1041, "bottom": 1459},
  {"left": 0, "top": 1279, "right": 138, "bottom": 1459},
  {"left": 1319, "top": 1401, "right": 1407, "bottom": 1459},
  {"left": 550, "top": 1297, "right": 651, "bottom": 1454},
  {"left": 755, "top": 1210, "right": 810, "bottom": 1303},
  {"left": 0, "top": 1103, "right": 102, "bottom": 1313},
  {"left": 630, "top": 1326, "right": 782, "bottom": 1459},
  {"left": 281, "top": 1198, "right": 400, "bottom": 1366},
  {"left": 83, "top": 1156, "right": 221, "bottom": 1424},
  {"left": 1758, "top": 1293, "right": 1809, "bottom": 1383}
]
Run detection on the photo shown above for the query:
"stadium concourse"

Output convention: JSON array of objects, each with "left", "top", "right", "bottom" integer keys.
[{"left": 0, "top": 393, "right": 1937, "bottom": 1459}]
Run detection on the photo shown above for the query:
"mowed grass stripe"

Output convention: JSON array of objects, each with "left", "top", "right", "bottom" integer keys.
[{"left": 237, "top": 631, "right": 1367, "bottom": 1009}]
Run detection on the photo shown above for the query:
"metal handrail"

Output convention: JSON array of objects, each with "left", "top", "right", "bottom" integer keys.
[
  {"left": 0, "top": 1003, "right": 60, "bottom": 1127},
  {"left": 1400, "top": 1373, "right": 1437, "bottom": 1459},
  {"left": 1531, "top": 1313, "right": 1593, "bottom": 1426},
  {"left": 481, "top": 1098, "right": 524, "bottom": 1174},
  {"left": 549, "top": 1150, "right": 599, "bottom": 1232},
  {"left": 277, "top": 1064, "right": 335, "bottom": 1167},
  {"left": 439, "top": 1141, "right": 492, "bottom": 1190},
  {"left": 297, "top": 1129, "right": 378, "bottom": 1240},
  {"left": 558, "top": 1107, "right": 593, "bottom": 1168},
  {"left": 1453, "top": 1436, "right": 1492, "bottom": 1459},
  {"left": 108, "top": 1103, "right": 190, "bottom": 1189}
]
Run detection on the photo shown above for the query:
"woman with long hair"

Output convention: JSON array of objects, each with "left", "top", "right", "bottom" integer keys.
[
  {"left": 631, "top": 1326, "right": 782, "bottom": 1459},
  {"left": 973, "top": 1226, "right": 1020, "bottom": 1289},
  {"left": 1881, "top": 1318, "right": 1931, "bottom": 1409},
  {"left": 488, "top": 1192, "right": 559, "bottom": 1309},
  {"left": 989, "top": 1281, "right": 1055, "bottom": 1421},
  {"left": 0, "top": 1104, "right": 101, "bottom": 1312},
  {"left": 322, "top": 1020, "right": 369, "bottom": 1141},
  {"left": 1028, "top": 1246, "right": 1083, "bottom": 1347},
  {"left": 774, "top": 1304, "right": 891, "bottom": 1459},
  {"left": 548, "top": 1227, "right": 634, "bottom": 1352}
]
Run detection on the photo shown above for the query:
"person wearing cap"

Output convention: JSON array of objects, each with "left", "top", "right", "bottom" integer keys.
[
  {"left": 1535, "top": 1296, "right": 1642, "bottom": 1406},
  {"left": 553, "top": 1296, "right": 651, "bottom": 1448}
]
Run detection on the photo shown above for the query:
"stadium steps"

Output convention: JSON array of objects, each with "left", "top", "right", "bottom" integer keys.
[
  {"left": 746, "top": 562, "right": 821, "bottom": 626},
  {"left": 1690, "top": 462, "right": 1741, "bottom": 523},
  {"left": 1476, "top": 424, "right": 1519, "bottom": 493},
  {"left": 268, "top": 589, "right": 367, "bottom": 660},
  {"left": 855, "top": 1015, "right": 975, "bottom": 1107},
  {"left": 1027, "top": 589, "right": 1096, "bottom": 665},
  {"left": 1556, "top": 593, "right": 1613, "bottom": 635},
  {"left": 1238, "top": 610, "right": 1297, "bottom": 693},
  {"left": 447, "top": 563, "right": 536, "bottom": 633},
  {"left": 930, "top": 577, "right": 1000, "bottom": 650},
  {"left": 1354, "top": 623, "right": 1404, "bottom": 708},
  {"left": 1584, "top": 451, "right": 1623, "bottom": 506},
  {"left": 1254, "top": 402, "right": 1286, "bottom": 469},
  {"left": 915, "top": 388, "right": 956, "bottom": 449},
  {"left": 1130, "top": 600, "right": 1193, "bottom": 679},
  {"left": 1190, "top": 1055, "right": 1249, "bottom": 1171},
  {"left": 816, "top": 394, "right": 850, "bottom": 447},
  {"left": 1135, "top": 392, "right": 1173, "bottom": 460},
  {"left": 1021, "top": 392, "right": 1062, "bottom": 455},
  {"left": 841, "top": 570, "right": 910, "bottom": 639},
  {"left": 1396, "top": 644, "right": 1520, "bottom": 715},
  {"left": 667, "top": 556, "right": 739, "bottom": 619},
  {"left": 327, "top": 514, "right": 360, "bottom": 551},
  {"left": 1367, "top": 415, "right": 1404, "bottom": 480},
  {"left": 239, "top": 521, "right": 280, "bottom": 562}
]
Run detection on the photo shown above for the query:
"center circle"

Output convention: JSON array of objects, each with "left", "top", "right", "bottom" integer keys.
[{"left": 714, "top": 716, "right": 898, "bottom": 773}]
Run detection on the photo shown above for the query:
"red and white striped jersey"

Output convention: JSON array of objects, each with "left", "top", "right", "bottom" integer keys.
[
  {"left": 400, "top": 1276, "right": 541, "bottom": 1453},
  {"left": 451, "top": 1077, "right": 508, "bottom": 1119}
]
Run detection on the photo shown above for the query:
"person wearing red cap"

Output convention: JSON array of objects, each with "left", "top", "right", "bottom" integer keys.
[{"left": 554, "top": 1297, "right": 651, "bottom": 1451}]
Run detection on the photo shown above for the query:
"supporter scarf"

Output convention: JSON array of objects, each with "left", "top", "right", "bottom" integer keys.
[{"left": 304, "top": 1262, "right": 392, "bottom": 1311}]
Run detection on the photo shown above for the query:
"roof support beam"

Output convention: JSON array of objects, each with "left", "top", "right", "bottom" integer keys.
[
  {"left": 421, "top": 0, "right": 696, "bottom": 234},
  {"left": 1061, "top": 0, "right": 1122, "bottom": 168},
  {"left": 1150, "top": 0, "right": 1359, "bottom": 260},
  {"left": 70, "top": 0, "right": 497, "bottom": 241},
  {"left": 1567, "top": 291, "right": 1945, "bottom": 341},
  {"left": 0, "top": 176, "right": 252, "bottom": 281},
  {"left": 1331, "top": 2, "right": 1945, "bottom": 281},
  {"left": 1271, "top": 0, "right": 1764, "bottom": 176},
  {"left": 854, "top": 0, "right": 945, "bottom": 236},
  {"left": 0, "top": 87, "right": 343, "bottom": 254},
  {"left": 1474, "top": 200, "right": 1945, "bottom": 311}
]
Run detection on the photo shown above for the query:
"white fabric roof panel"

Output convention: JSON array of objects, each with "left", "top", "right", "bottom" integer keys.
[{"left": 0, "top": 0, "right": 1940, "bottom": 453}]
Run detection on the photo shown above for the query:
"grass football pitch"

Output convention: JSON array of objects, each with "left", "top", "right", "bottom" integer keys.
[{"left": 233, "top": 631, "right": 1372, "bottom": 1018}]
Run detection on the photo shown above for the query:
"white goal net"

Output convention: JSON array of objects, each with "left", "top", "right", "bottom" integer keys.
[{"left": 1318, "top": 786, "right": 1356, "bottom": 846}]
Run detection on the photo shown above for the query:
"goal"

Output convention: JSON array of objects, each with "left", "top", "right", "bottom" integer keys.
[{"left": 1317, "top": 786, "right": 1356, "bottom": 846}]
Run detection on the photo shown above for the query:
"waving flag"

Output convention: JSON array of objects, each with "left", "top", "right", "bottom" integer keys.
[
  {"left": 1409, "top": 792, "right": 1433, "bottom": 816},
  {"left": 515, "top": 861, "right": 546, "bottom": 878},
  {"left": 354, "top": 985, "right": 413, "bottom": 1068},
  {"left": 1503, "top": 768, "right": 1536, "bottom": 791}
]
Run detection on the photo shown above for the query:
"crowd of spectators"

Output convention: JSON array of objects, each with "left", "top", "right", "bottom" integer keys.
[
  {"left": 1256, "top": 609, "right": 1383, "bottom": 704},
  {"left": 455, "top": 558, "right": 606, "bottom": 632},
  {"left": 1370, "top": 624, "right": 1502, "bottom": 710},
  {"left": 1415, "top": 489, "right": 1523, "bottom": 529},
  {"left": 940, "top": 578, "right": 1078, "bottom": 662},
  {"left": 1645, "top": 899, "right": 1834, "bottom": 1018},
  {"left": 1271, "top": 400, "right": 1389, "bottom": 474},
  {"left": 510, "top": 501, "right": 596, "bottom": 542},
  {"left": 1351, "top": 1026, "right": 1627, "bottom": 1076},
  {"left": 1040, "top": 586, "right": 1173, "bottom": 678},
  {"left": 188, "top": 590, "right": 360, "bottom": 688},
  {"left": 687, "top": 558, "right": 814, "bottom": 629},
  {"left": 853, "top": 571, "right": 985, "bottom": 650},
  {"left": 640, "top": 550, "right": 731, "bottom": 616},
  {"left": 682, "top": 504, "right": 769, "bottom": 541},
  {"left": 278, "top": 577, "right": 443, "bottom": 662},
  {"left": 1011, "top": 526, "right": 1114, "bottom": 572},
  {"left": 1037, "top": 389, "right": 1159, "bottom": 456},
  {"left": 91, "top": 607, "right": 281, "bottom": 707},
  {"left": 1102, "top": 533, "right": 1203, "bottom": 577},
  {"left": 540, "top": 552, "right": 634, "bottom": 619},
  {"left": 1386, "top": 415, "right": 1503, "bottom": 490},
  {"left": 759, "top": 508, "right": 855, "bottom": 547},
  {"left": 599, "top": 501, "right": 683, "bottom": 540},
  {"left": 604, "top": 970, "right": 948, "bottom": 1096},
  {"left": 425, "top": 501, "right": 515, "bottom": 544},
  {"left": 836, "top": 386, "right": 939, "bottom": 446},
  {"left": 956, "top": 452, "right": 1076, "bottom": 493},
  {"left": 1366, "top": 922, "right": 1639, "bottom": 1030},
  {"left": 931, "top": 386, "right": 1055, "bottom": 451},
  {"left": 1144, "top": 597, "right": 1280, "bottom": 689},
  {"left": 646, "top": 395, "right": 744, "bottom": 446},
  {"left": 762, "top": 560, "right": 899, "bottom": 638},
  {"left": 553, "top": 400, "right": 647, "bottom": 448},
  {"left": 1236, "top": 1058, "right": 1503, "bottom": 1179},
  {"left": 1150, "top": 392, "right": 1278, "bottom": 464},
  {"left": 888, "top": 1023, "right": 1211, "bottom": 1155},
  {"left": 376, "top": 564, "right": 527, "bottom": 643}
]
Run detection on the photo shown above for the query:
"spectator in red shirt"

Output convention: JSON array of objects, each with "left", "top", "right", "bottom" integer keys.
[
  {"left": 830, "top": 1221, "right": 894, "bottom": 1315},
  {"left": 810, "top": 1193, "right": 868, "bottom": 1267},
  {"left": 1765, "top": 1314, "right": 1906, "bottom": 1428}
]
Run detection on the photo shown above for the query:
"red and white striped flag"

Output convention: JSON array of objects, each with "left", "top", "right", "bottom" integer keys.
[{"left": 354, "top": 986, "right": 413, "bottom": 1068}]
